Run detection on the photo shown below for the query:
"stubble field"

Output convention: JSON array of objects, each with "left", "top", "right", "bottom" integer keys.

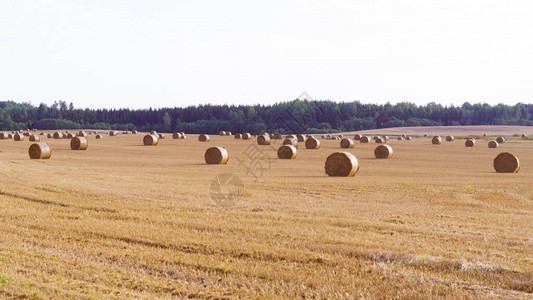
[{"left": 0, "top": 127, "right": 532, "bottom": 299}]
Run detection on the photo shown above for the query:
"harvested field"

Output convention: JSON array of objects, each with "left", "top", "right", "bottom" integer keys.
[{"left": 0, "top": 128, "right": 532, "bottom": 299}]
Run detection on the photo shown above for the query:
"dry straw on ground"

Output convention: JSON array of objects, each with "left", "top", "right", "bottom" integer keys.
[
  {"left": 242, "top": 133, "right": 252, "bottom": 140},
  {"left": 29, "top": 134, "right": 40, "bottom": 142},
  {"left": 205, "top": 147, "right": 229, "bottom": 164},
  {"left": 496, "top": 137, "right": 506, "bottom": 143},
  {"left": 296, "top": 134, "right": 307, "bottom": 143},
  {"left": 325, "top": 152, "right": 359, "bottom": 177},
  {"left": 360, "top": 136, "right": 370, "bottom": 143},
  {"left": 488, "top": 140, "right": 498, "bottom": 148},
  {"left": 374, "top": 144, "right": 393, "bottom": 159},
  {"left": 340, "top": 138, "right": 355, "bottom": 148},
  {"left": 70, "top": 137, "right": 88, "bottom": 150},
  {"left": 493, "top": 152, "right": 520, "bottom": 173},
  {"left": 277, "top": 145, "right": 297, "bottom": 159},
  {"left": 305, "top": 137, "right": 321, "bottom": 149},
  {"left": 143, "top": 134, "right": 159, "bottom": 146},
  {"left": 465, "top": 139, "right": 476, "bottom": 147},
  {"left": 199, "top": 134, "right": 210, "bottom": 142},
  {"left": 28, "top": 143, "right": 51, "bottom": 159},
  {"left": 446, "top": 135, "right": 455, "bottom": 142},
  {"left": 283, "top": 137, "right": 298, "bottom": 148},
  {"left": 257, "top": 134, "right": 271, "bottom": 145},
  {"left": 432, "top": 136, "right": 442, "bottom": 145}
]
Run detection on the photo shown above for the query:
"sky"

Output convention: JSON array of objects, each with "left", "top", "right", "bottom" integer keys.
[{"left": 1, "top": 0, "right": 532, "bottom": 109}]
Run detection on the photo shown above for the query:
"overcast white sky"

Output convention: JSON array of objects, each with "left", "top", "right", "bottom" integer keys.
[{"left": 1, "top": 0, "right": 532, "bottom": 109}]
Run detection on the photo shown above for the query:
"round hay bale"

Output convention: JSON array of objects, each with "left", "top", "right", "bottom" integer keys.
[
  {"left": 14, "top": 133, "right": 24, "bottom": 141},
  {"left": 424, "top": 134, "right": 428, "bottom": 137},
  {"left": 325, "top": 152, "right": 359, "bottom": 177},
  {"left": 305, "top": 137, "right": 321, "bottom": 149},
  {"left": 0, "top": 133, "right": 8, "bottom": 139},
  {"left": 132, "top": 130, "right": 138, "bottom": 134},
  {"left": 296, "top": 134, "right": 307, "bottom": 143},
  {"left": 8, "top": 134, "right": 13, "bottom": 139},
  {"left": 273, "top": 133, "right": 283, "bottom": 139},
  {"left": 483, "top": 133, "right": 488, "bottom": 137},
  {"left": 432, "top": 136, "right": 442, "bottom": 145},
  {"left": 158, "top": 133, "right": 165, "bottom": 139},
  {"left": 109, "top": 131, "right": 118, "bottom": 136},
  {"left": 39, "top": 132, "right": 45, "bottom": 136},
  {"left": 242, "top": 133, "right": 252, "bottom": 140},
  {"left": 70, "top": 136, "right": 88, "bottom": 150},
  {"left": 95, "top": 134, "right": 103, "bottom": 139},
  {"left": 521, "top": 133, "right": 528, "bottom": 139},
  {"left": 226, "top": 131, "right": 232, "bottom": 136},
  {"left": 327, "top": 134, "right": 332, "bottom": 139},
  {"left": 360, "top": 136, "right": 370, "bottom": 143},
  {"left": 179, "top": 132, "right": 186, "bottom": 139},
  {"left": 219, "top": 130, "right": 226, "bottom": 136},
  {"left": 285, "top": 135, "right": 295, "bottom": 139},
  {"left": 401, "top": 134, "right": 407, "bottom": 138},
  {"left": 205, "top": 147, "right": 229, "bottom": 164},
  {"left": 66, "top": 133, "right": 74, "bottom": 139},
  {"left": 143, "top": 134, "right": 159, "bottom": 146},
  {"left": 406, "top": 136, "right": 412, "bottom": 140},
  {"left": 375, "top": 138, "right": 385, "bottom": 144},
  {"left": 382, "top": 136, "right": 389, "bottom": 140},
  {"left": 199, "top": 134, "right": 210, "bottom": 142},
  {"left": 277, "top": 145, "right": 297, "bottom": 159},
  {"left": 496, "top": 136, "right": 505, "bottom": 143},
  {"left": 173, "top": 132, "right": 182, "bottom": 139},
  {"left": 340, "top": 138, "right": 355, "bottom": 148},
  {"left": 488, "top": 140, "right": 498, "bottom": 148},
  {"left": 465, "top": 139, "right": 476, "bottom": 147},
  {"left": 234, "top": 133, "right": 242, "bottom": 139},
  {"left": 150, "top": 131, "right": 157, "bottom": 135},
  {"left": 122, "top": 131, "right": 129, "bottom": 135},
  {"left": 257, "top": 134, "right": 271, "bottom": 145},
  {"left": 47, "top": 133, "right": 53, "bottom": 138},
  {"left": 397, "top": 136, "right": 404, "bottom": 140},
  {"left": 446, "top": 135, "right": 455, "bottom": 142},
  {"left": 78, "top": 130, "right": 87, "bottom": 137},
  {"left": 23, "top": 132, "right": 30, "bottom": 137},
  {"left": 28, "top": 143, "right": 51, "bottom": 159},
  {"left": 493, "top": 152, "right": 520, "bottom": 173},
  {"left": 29, "top": 134, "right": 40, "bottom": 142},
  {"left": 374, "top": 144, "right": 393, "bottom": 159},
  {"left": 283, "top": 137, "right": 298, "bottom": 148},
  {"left": 372, "top": 136, "right": 379, "bottom": 141}
]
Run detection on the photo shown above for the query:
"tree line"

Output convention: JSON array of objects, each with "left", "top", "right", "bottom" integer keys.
[{"left": 0, "top": 100, "right": 531, "bottom": 134}]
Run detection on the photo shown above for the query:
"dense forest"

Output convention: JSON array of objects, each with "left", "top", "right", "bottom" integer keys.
[{"left": 1, "top": 100, "right": 532, "bottom": 134}]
